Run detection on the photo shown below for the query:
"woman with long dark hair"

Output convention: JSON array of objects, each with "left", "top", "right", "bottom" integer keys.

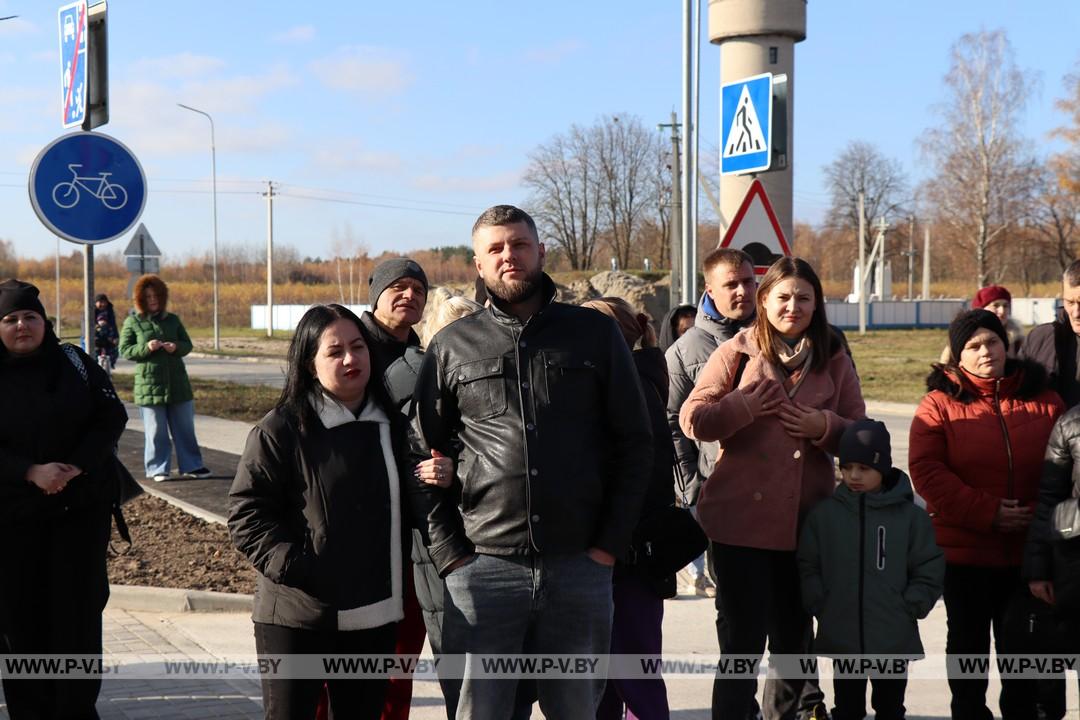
[
  {"left": 229, "top": 304, "right": 438, "bottom": 719},
  {"left": 0, "top": 279, "right": 127, "bottom": 718},
  {"left": 680, "top": 257, "right": 865, "bottom": 720}
]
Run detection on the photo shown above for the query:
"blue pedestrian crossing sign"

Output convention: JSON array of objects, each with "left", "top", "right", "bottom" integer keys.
[
  {"left": 721, "top": 73, "right": 773, "bottom": 175},
  {"left": 58, "top": 0, "right": 88, "bottom": 129}
]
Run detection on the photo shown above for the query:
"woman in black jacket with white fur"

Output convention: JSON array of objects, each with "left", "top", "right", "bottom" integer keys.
[{"left": 229, "top": 304, "right": 441, "bottom": 720}]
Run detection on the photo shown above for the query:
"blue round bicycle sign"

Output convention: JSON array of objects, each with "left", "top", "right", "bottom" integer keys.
[{"left": 29, "top": 131, "right": 147, "bottom": 244}]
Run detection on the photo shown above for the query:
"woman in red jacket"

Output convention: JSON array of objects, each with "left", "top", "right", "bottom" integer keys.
[
  {"left": 909, "top": 309, "right": 1064, "bottom": 720},
  {"left": 681, "top": 257, "right": 865, "bottom": 720}
]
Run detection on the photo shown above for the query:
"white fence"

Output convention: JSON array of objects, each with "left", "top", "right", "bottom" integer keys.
[
  {"left": 250, "top": 304, "right": 371, "bottom": 331},
  {"left": 824, "top": 298, "right": 1060, "bottom": 330}
]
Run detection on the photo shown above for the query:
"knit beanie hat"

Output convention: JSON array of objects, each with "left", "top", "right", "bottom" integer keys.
[
  {"left": 838, "top": 419, "right": 892, "bottom": 477},
  {"left": 368, "top": 258, "right": 428, "bottom": 306},
  {"left": 949, "top": 309, "right": 1008, "bottom": 363},
  {"left": 971, "top": 285, "right": 1011, "bottom": 310},
  {"left": 0, "top": 279, "right": 47, "bottom": 321}
]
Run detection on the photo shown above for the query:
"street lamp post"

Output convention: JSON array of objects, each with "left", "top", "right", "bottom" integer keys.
[{"left": 177, "top": 103, "right": 220, "bottom": 351}]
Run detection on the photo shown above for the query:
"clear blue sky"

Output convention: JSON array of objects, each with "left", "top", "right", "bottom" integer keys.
[{"left": 1, "top": 0, "right": 1077, "bottom": 261}]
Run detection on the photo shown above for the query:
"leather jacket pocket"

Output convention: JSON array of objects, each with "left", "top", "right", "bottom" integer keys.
[
  {"left": 452, "top": 357, "right": 507, "bottom": 421},
  {"left": 543, "top": 350, "right": 598, "bottom": 406}
]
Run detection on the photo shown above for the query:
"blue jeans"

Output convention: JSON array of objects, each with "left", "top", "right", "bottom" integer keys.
[
  {"left": 140, "top": 401, "right": 204, "bottom": 476},
  {"left": 442, "top": 552, "right": 613, "bottom": 720}
]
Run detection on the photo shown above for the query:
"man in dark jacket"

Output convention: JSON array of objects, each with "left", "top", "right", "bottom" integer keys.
[
  {"left": 361, "top": 257, "right": 428, "bottom": 377},
  {"left": 409, "top": 205, "right": 653, "bottom": 718},
  {"left": 666, "top": 248, "right": 755, "bottom": 600},
  {"left": 360, "top": 257, "right": 430, "bottom": 720},
  {"left": 1022, "top": 273, "right": 1080, "bottom": 720},
  {"left": 666, "top": 247, "right": 756, "bottom": 510},
  {"left": 1020, "top": 259, "right": 1080, "bottom": 408}
]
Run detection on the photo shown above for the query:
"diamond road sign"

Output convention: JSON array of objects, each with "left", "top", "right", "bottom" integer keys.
[
  {"left": 58, "top": 0, "right": 88, "bottom": 129},
  {"left": 721, "top": 73, "right": 772, "bottom": 175}
]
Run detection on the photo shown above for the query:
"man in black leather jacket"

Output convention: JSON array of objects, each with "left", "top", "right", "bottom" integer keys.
[{"left": 409, "top": 205, "right": 652, "bottom": 719}]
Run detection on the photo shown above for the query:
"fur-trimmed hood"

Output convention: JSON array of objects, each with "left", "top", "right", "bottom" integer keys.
[
  {"left": 132, "top": 274, "right": 168, "bottom": 316},
  {"left": 925, "top": 357, "right": 1048, "bottom": 404}
]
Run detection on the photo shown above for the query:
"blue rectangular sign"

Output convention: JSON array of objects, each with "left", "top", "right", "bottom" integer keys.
[
  {"left": 58, "top": 0, "right": 87, "bottom": 129},
  {"left": 721, "top": 73, "right": 772, "bottom": 175}
]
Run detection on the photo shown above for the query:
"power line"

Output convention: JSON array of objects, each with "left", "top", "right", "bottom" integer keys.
[{"left": 279, "top": 190, "right": 479, "bottom": 217}]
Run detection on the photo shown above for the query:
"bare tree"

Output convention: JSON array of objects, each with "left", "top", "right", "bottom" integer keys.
[
  {"left": 822, "top": 141, "right": 908, "bottom": 232},
  {"left": 523, "top": 126, "right": 602, "bottom": 270},
  {"left": 524, "top": 115, "right": 664, "bottom": 271},
  {"left": 1032, "top": 165, "right": 1080, "bottom": 270},
  {"left": 920, "top": 30, "right": 1037, "bottom": 287},
  {"left": 594, "top": 115, "right": 661, "bottom": 270},
  {"left": 0, "top": 238, "right": 17, "bottom": 279}
]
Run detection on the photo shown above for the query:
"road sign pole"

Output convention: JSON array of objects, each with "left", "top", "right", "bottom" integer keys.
[
  {"left": 83, "top": 244, "right": 94, "bottom": 353},
  {"left": 55, "top": 237, "right": 61, "bottom": 339}
]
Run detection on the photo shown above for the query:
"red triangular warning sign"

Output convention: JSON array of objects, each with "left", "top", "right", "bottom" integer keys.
[{"left": 719, "top": 180, "right": 792, "bottom": 275}]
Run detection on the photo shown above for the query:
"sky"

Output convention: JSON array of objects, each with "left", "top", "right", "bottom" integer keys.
[{"left": 0, "top": 0, "right": 1078, "bottom": 262}]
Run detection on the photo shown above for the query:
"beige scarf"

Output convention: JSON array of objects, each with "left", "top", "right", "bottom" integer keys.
[{"left": 772, "top": 335, "right": 811, "bottom": 398}]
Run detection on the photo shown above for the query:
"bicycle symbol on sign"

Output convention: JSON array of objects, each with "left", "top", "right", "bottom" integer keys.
[{"left": 52, "top": 164, "right": 129, "bottom": 210}]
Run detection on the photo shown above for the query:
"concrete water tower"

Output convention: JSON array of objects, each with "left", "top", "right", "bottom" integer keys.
[{"left": 710, "top": 0, "right": 805, "bottom": 244}]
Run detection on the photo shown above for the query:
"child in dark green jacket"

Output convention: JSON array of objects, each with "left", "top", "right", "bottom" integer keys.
[{"left": 797, "top": 419, "right": 945, "bottom": 720}]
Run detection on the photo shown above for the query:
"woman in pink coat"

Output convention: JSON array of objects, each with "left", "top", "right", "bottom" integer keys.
[{"left": 680, "top": 257, "right": 866, "bottom": 720}]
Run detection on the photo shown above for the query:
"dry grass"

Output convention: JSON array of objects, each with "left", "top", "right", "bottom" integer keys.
[{"left": 110, "top": 374, "right": 278, "bottom": 424}]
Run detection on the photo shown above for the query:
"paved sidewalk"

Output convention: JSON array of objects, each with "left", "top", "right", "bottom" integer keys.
[{"left": 6, "top": 596, "right": 1075, "bottom": 719}]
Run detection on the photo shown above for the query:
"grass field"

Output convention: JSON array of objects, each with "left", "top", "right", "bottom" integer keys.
[
  {"left": 111, "top": 374, "right": 279, "bottom": 424},
  {"left": 844, "top": 328, "right": 948, "bottom": 404}
]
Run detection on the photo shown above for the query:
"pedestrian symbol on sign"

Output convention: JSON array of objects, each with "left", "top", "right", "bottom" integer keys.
[
  {"left": 723, "top": 85, "right": 767, "bottom": 157},
  {"left": 720, "top": 73, "right": 773, "bottom": 175}
]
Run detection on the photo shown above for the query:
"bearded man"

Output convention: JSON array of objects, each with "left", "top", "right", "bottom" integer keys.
[{"left": 407, "top": 204, "right": 652, "bottom": 719}]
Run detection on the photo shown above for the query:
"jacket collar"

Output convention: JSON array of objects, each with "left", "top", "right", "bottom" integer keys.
[
  {"left": 487, "top": 273, "right": 558, "bottom": 327},
  {"left": 696, "top": 292, "right": 755, "bottom": 341},
  {"left": 309, "top": 391, "right": 389, "bottom": 429},
  {"left": 361, "top": 311, "right": 420, "bottom": 349}
]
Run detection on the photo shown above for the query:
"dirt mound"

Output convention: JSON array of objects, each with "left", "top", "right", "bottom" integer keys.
[{"left": 108, "top": 494, "right": 257, "bottom": 594}]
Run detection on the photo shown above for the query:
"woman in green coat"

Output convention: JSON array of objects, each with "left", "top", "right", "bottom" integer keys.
[{"left": 119, "top": 274, "right": 210, "bottom": 481}]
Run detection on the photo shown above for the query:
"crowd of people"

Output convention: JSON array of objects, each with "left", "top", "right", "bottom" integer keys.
[{"left": 2, "top": 203, "right": 1079, "bottom": 720}]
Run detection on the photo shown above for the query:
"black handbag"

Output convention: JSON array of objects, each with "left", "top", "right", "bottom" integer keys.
[{"left": 631, "top": 505, "right": 709, "bottom": 580}]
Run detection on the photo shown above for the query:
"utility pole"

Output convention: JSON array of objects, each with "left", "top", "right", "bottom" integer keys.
[
  {"left": 659, "top": 113, "right": 683, "bottom": 308},
  {"left": 264, "top": 181, "right": 275, "bottom": 338},
  {"left": 922, "top": 227, "right": 931, "bottom": 300},
  {"left": 689, "top": 0, "right": 701, "bottom": 303},
  {"left": 681, "top": 0, "right": 693, "bottom": 305},
  {"left": 858, "top": 192, "right": 866, "bottom": 335},
  {"left": 904, "top": 215, "right": 916, "bottom": 300}
]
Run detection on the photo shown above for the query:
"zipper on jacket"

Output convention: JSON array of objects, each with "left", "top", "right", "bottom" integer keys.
[
  {"left": 858, "top": 494, "right": 866, "bottom": 656},
  {"left": 513, "top": 326, "right": 537, "bottom": 551},
  {"left": 992, "top": 379, "right": 1016, "bottom": 498}
]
